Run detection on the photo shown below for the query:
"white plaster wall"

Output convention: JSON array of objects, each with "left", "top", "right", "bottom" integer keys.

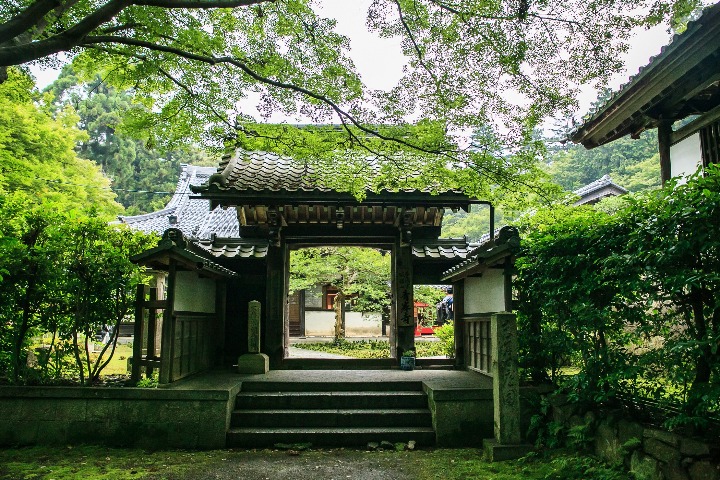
[
  {"left": 670, "top": 133, "right": 702, "bottom": 181},
  {"left": 464, "top": 269, "right": 506, "bottom": 314},
  {"left": 304, "top": 310, "right": 336, "bottom": 336},
  {"left": 345, "top": 312, "right": 382, "bottom": 336},
  {"left": 173, "top": 271, "right": 216, "bottom": 313},
  {"left": 303, "top": 310, "right": 382, "bottom": 337}
]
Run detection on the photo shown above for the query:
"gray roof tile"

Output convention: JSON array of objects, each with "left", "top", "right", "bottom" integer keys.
[
  {"left": 574, "top": 175, "right": 628, "bottom": 198},
  {"left": 194, "top": 149, "right": 461, "bottom": 195},
  {"left": 118, "top": 164, "right": 238, "bottom": 239}
]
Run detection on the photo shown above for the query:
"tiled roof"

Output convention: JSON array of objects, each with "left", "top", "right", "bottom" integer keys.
[
  {"left": 411, "top": 239, "right": 477, "bottom": 259},
  {"left": 192, "top": 238, "right": 474, "bottom": 260},
  {"left": 192, "top": 149, "right": 463, "bottom": 196},
  {"left": 442, "top": 226, "right": 520, "bottom": 280},
  {"left": 118, "top": 165, "right": 239, "bottom": 239},
  {"left": 131, "top": 229, "right": 238, "bottom": 278},
  {"left": 570, "top": 2, "right": 720, "bottom": 145},
  {"left": 574, "top": 175, "right": 628, "bottom": 198},
  {"left": 194, "top": 240, "right": 269, "bottom": 259}
]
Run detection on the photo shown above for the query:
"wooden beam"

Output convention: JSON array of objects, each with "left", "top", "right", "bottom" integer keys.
[
  {"left": 393, "top": 239, "right": 415, "bottom": 360},
  {"left": 453, "top": 280, "right": 465, "bottom": 369},
  {"left": 143, "top": 299, "right": 168, "bottom": 309},
  {"left": 671, "top": 102, "right": 720, "bottom": 145},
  {"left": 265, "top": 242, "right": 287, "bottom": 367},
  {"left": 159, "top": 260, "right": 177, "bottom": 385},
  {"left": 146, "top": 287, "right": 158, "bottom": 377}
]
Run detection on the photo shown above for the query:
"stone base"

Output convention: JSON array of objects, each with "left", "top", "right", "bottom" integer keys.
[
  {"left": 237, "top": 353, "right": 269, "bottom": 374},
  {"left": 483, "top": 439, "right": 534, "bottom": 461}
]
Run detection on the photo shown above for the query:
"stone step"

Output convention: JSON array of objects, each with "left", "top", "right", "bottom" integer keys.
[
  {"left": 235, "top": 391, "right": 428, "bottom": 410},
  {"left": 240, "top": 381, "right": 423, "bottom": 392},
  {"left": 226, "top": 426, "right": 436, "bottom": 447},
  {"left": 232, "top": 408, "right": 432, "bottom": 428}
]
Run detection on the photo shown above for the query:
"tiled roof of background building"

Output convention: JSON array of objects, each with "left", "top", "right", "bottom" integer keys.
[
  {"left": 574, "top": 175, "right": 628, "bottom": 198},
  {"left": 117, "top": 165, "right": 238, "bottom": 239}
]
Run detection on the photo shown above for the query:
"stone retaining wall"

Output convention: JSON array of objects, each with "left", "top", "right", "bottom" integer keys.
[
  {"left": 0, "top": 384, "right": 240, "bottom": 449},
  {"left": 550, "top": 397, "right": 719, "bottom": 480}
]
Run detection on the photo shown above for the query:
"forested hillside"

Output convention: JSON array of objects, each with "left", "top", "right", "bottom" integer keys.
[
  {"left": 546, "top": 130, "right": 660, "bottom": 193},
  {"left": 442, "top": 130, "right": 662, "bottom": 240},
  {"left": 45, "top": 68, "right": 215, "bottom": 215}
]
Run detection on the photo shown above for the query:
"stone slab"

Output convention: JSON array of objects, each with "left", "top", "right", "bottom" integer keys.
[
  {"left": 482, "top": 438, "right": 534, "bottom": 462},
  {"left": 238, "top": 353, "right": 269, "bottom": 374}
]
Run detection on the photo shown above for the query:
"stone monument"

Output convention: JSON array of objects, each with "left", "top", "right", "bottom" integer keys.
[
  {"left": 237, "top": 300, "right": 269, "bottom": 374},
  {"left": 483, "top": 312, "right": 533, "bottom": 461}
]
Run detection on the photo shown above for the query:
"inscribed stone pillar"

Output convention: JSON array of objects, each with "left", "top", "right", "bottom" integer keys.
[
  {"left": 491, "top": 312, "right": 521, "bottom": 444},
  {"left": 237, "top": 300, "right": 269, "bottom": 374},
  {"left": 393, "top": 241, "right": 415, "bottom": 358},
  {"left": 248, "top": 300, "right": 261, "bottom": 353}
]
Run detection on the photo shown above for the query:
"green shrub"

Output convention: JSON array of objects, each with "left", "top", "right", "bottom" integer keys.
[{"left": 434, "top": 322, "right": 455, "bottom": 358}]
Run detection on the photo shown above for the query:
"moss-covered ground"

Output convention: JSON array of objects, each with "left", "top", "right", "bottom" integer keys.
[{"left": 0, "top": 446, "right": 631, "bottom": 480}]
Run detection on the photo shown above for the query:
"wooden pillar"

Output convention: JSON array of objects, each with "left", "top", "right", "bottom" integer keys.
[
  {"left": 146, "top": 287, "right": 158, "bottom": 376},
  {"left": 393, "top": 240, "right": 415, "bottom": 358},
  {"left": 159, "top": 260, "right": 177, "bottom": 385},
  {"left": 659, "top": 120, "right": 673, "bottom": 185},
  {"left": 131, "top": 284, "right": 147, "bottom": 384},
  {"left": 265, "top": 242, "right": 287, "bottom": 368},
  {"left": 214, "top": 280, "right": 227, "bottom": 366},
  {"left": 452, "top": 280, "right": 465, "bottom": 368}
]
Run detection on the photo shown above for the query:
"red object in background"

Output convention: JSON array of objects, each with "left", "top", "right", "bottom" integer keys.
[
  {"left": 414, "top": 325, "right": 437, "bottom": 336},
  {"left": 413, "top": 300, "right": 433, "bottom": 336}
]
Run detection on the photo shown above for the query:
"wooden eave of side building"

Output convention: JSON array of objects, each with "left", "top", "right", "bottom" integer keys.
[
  {"left": 441, "top": 243, "right": 514, "bottom": 282},
  {"left": 132, "top": 234, "right": 238, "bottom": 280},
  {"left": 570, "top": 2, "right": 720, "bottom": 149}
]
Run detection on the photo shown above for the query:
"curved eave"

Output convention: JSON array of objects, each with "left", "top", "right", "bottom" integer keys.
[
  {"left": 570, "top": 3, "right": 720, "bottom": 148},
  {"left": 191, "top": 186, "right": 484, "bottom": 211},
  {"left": 132, "top": 240, "right": 238, "bottom": 278},
  {"left": 442, "top": 242, "right": 517, "bottom": 282}
]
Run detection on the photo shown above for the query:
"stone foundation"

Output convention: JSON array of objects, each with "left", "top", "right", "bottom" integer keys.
[
  {"left": 549, "top": 397, "right": 720, "bottom": 480},
  {"left": 0, "top": 382, "right": 240, "bottom": 449}
]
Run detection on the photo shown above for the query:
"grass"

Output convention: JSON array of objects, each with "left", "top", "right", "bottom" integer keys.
[
  {"left": 292, "top": 339, "right": 447, "bottom": 358},
  {"left": 0, "top": 446, "right": 632, "bottom": 480}
]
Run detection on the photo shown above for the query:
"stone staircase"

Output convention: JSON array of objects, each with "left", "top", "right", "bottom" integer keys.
[{"left": 226, "top": 380, "right": 436, "bottom": 447}]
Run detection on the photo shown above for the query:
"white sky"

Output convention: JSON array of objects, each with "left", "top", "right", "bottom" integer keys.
[{"left": 29, "top": 0, "right": 675, "bottom": 125}]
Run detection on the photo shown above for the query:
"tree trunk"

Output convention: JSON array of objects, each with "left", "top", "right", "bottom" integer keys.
[
  {"left": 689, "top": 287, "right": 711, "bottom": 412},
  {"left": 333, "top": 291, "right": 345, "bottom": 341}
]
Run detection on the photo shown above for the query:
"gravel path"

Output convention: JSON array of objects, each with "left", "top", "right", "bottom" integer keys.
[{"left": 165, "top": 449, "right": 421, "bottom": 480}]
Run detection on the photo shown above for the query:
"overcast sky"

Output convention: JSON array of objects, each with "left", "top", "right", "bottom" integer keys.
[{"left": 29, "top": 0, "right": 675, "bottom": 124}]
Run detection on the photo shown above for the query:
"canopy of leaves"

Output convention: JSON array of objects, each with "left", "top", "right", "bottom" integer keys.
[
  {"left": 0, "top": 0, "right": 700, "bottom": 203},
  {"left": 46, "top": 66, "right": 215, "bottom": 214},
  {"left": 0, "top": 68, "right": 122, "bottom": 216}
]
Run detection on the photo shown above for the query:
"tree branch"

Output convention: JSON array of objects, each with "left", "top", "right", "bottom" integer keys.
[
  {"left": 134, "top": 0, "right": 273, "bottom": 7},
  {"left": 0, "top": 0, "right": 132, "bottom": 66},
  {"left": 393, "top": 0, "right": 439, "bottom": 85},
  {"left": 79, "top": 34, "right": 544, "bottom": 195},
  {"left": 0, "top": 0, "right": 60, "bottom": 45}
]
